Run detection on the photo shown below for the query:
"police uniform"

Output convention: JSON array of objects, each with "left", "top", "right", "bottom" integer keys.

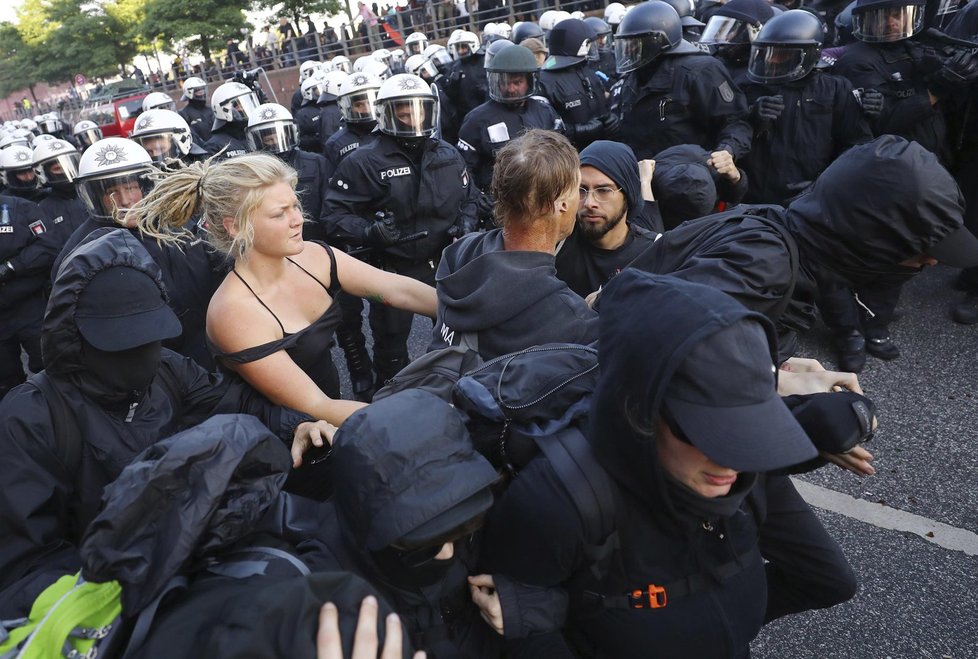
[
  {"left": 202, "top": 123, "right": 250, "bottom": 160},
  {"left": 740, "top": 70, "right": 873, "bottom": 205},
  {"left": 0, "top": 196, "right": 53, "bottom": 396},
  {"left": 285, "top": 149, "right": 331, "bottom": 242},
  {"left": 325, "top": 133, "right": 478, "bottom": 381},
  {"left": 445, "top": 56, "right": 489, "bottom": 121},
  {"left": 611, "top": 50, "right": 753, "bottom": 161},
  {"left": 317, "top": 101, "right": 344, "bottom": 151},
  {"left": 294, "top": 101, "right": 324, "bottom": 154},
  {"left": 179, "top": 100, "right": 214, "bottom": 144},
  {"left": 540, "top": 64, "right": 612, "bottom": 150},
  {"left": 456, "top": 97, "right": 563, "bottom": 191},
  {"left": 833, "top": 41, "right": 950, "bottom": 163},
  {"left": 323, "top": 124, "right": 380, "bottom": 182}
]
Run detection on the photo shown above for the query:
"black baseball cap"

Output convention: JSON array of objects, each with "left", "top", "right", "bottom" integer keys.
[
  {"left": 397, "top": 489, "right": 494, "bottom": 548},
  {"left": 75, "top": 266, "right": 182, "bottom": 351},
  {"left": 663, "top": 320, "right": 817, "bottom": 473},
  {"left": 926, "top": 225, "right": 978, "bottom": 269}
]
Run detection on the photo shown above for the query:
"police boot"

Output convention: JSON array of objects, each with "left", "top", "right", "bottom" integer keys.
[
  {"left": 374, "top": 355, "right": 410, "bottom": 390},
  {"left": 864, "top": 328, "right": 900, "bottom": 361},
  {"left": 952, "top": 292, "right": 978, "bottom": 325},
  {"left": 834, "top": 330, "right": 866, "bottom": 374},
  {"left": 336, "top": 327, "right": 375, "bottom": 403}
]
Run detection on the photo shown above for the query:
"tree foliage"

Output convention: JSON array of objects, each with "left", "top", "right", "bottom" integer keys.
[
  {"left": 10, "top": 0, "right": 147, "bottom": 85},
  {"left": 141, "top": 0, "right": 252, "bottom": 62},
  {"left": 0, "top": 21, "right": 41, "bottom": 99},
  {"left": 252, "top": 0, "right": 344, "bottom": 25}
]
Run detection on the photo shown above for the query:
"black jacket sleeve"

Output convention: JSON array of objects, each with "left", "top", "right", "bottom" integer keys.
[{"left": 323, "top": 154, "right": 380, "bottom": 244}]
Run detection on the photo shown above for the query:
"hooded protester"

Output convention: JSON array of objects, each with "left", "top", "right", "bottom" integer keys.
[
  {"left": 785, "top": 135, "right": 978, "bottom": 371},
  {"left": 480, "top": 270, "right": 858, "bottom": 657},
  {"left": 327, "top": 390, "right": 504, "bottom": 658},
  {"left": 0, "top": 229, "right": 333, "bottom": 618},
  {"left": 652, "top": 143, "right": 748, "bottom": 229},
  {"left": 430, "top": 129, "right": 598, "bottom": 359},
  {"left": 629, "top": 135, "right": 978, "bottom": 367},
  {"left": 554, "top": 140, "right": 660, "bottom": 298}
]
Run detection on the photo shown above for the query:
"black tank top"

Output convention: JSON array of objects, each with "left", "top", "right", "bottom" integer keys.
[{"left": 212, "top": 242, "right": 342, "bottom": 397}]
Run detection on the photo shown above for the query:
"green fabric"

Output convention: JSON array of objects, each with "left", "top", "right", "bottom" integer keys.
[{"left": 1, "top": 572, "right": 122, "bottom": 658}]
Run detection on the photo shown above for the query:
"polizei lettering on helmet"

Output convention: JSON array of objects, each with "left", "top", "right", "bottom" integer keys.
[{"left": 380, "top": 166, "right": 412, "bottom": 179}]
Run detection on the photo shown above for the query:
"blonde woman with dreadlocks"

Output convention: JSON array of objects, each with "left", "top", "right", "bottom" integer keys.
[{"left": 133, "top": 153, "right": 436, "bottom": 463}]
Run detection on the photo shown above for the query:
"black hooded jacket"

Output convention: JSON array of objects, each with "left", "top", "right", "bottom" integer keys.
[
  {"left": 0, "top": 230, "right": 312, "bottom": 617},
  {"left": 326, "top": 391, "right": 504, "bottom": 659},
  {"left": 481, "top": 271, "right": 857, "bottom": 658},
  {"left": 55, "top": 220, "right": 227, "bottom": 369},
  {"left": 430, "top": 229, "right": 600, "bottom": 358}
]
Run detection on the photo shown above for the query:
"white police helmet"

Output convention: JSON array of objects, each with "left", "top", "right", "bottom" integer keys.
[
  {"left": 76, "top": 137, "right": 155, "bottom": 223},
  {"left": 130, "top": 109, "right": 194, "bottom": 162}
]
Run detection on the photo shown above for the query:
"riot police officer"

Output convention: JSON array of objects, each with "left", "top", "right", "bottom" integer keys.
[
  {"left": 458, "top": 44, "right": 563, "bottom": 191},
  {"left": 739, "top": 10, "right": 872, "bottom": 205},
  {"left": 444, "top": 31, "right": 488, "bottom": 121},
  {"left": 130, "top": 109, "right": 206, "bottom": 165},
  {"left": 700, "top": 0, "right": 774, "bottom": 81},
  {"left": 70, "top": 120, "right": 103, "bottom": 151},
  {"left": 0, "top": 191, "right": 50, "bottom": 399},
  {"left": 178, "top": 76, "right": 214, "bottom": 145},
  {"left": 540, "top": 18, "right": 619, "bottom": 150},
  {"left": 32, "top": 139, "right": 88, "bottom": 274},
  {"left": 203, "top": 81, "right": 261, "bottom": 160},
  {"left": 583, "top": 16, "right": 619, "bottom": 83},
  {"left": 0, "top": 145, "right": 46, "bottom": 202},
  {"left": 325, "top": 74, "right": 479, "bottom": 385},
  {"left": 317, "top": 70, "right": 349, "bottom": 151},
  {"left": 142, "top": 91, "right": 177, "bottom": 113},
  {"left": 246, "top": 103, "right": 332, "bottom": 242},
  {"left": 610, "top": 0, "right": 753, "bottom": 161}
]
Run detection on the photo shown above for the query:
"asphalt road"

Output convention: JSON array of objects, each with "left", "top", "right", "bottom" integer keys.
[{"left": 331, "top": 263, "right": 978, "bottom": 658}]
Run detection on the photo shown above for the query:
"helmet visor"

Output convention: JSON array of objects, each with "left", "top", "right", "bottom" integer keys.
[
  {"left": 852, "top": 4, "right": 923, "bottom": 42},
  {"left": 303, "top": 82, "right": 325, "bottom": 102},
  {"left": 36, "top": 152, "right": 81, "bottom": 185},
  {"left": 40, "top": 117, "right": 62, "bottom": 134},
  {"left": 77, "top": 170, "right": 155, "bottom": 224},
  {"left": 700, "top": 16, "right": 752, "bottom": 45},
  {"left": 131, "top": 132, "right": 182, "bottom": 163},
  {"left": 247, "top": 123, "right": 298, "bottom": 154},
  {"left": 487, "top": 71, "right": 537, "bottom": 103},
  {"left": 615, "top": 32, "right": 670, "bottom": 73},
  {"left": 184, "top": 84, "right": 207, "bottom": 101},
  {"left": 747, "top": 44, "right": 819, "bottom": 83},
  {"left": 377, "top": 97, "right": 438, "bottom": 137},
  {"left": 3, "top": 167, "right": 37, "bottom": 191},
  {"left": 75, "top": 127, "right": 103, "bottom": 149},
  {"left": 224, "top": 93, "right": 261, "bottom": 122},
  {"left": 339, "top": 89, "right": 380, "bottom": 122},
  {"left": 407, "top": 39, "right": 427, "bottom": 55},
  {"left": 333, "top": 58, "right": 352, "bottom": 73}
]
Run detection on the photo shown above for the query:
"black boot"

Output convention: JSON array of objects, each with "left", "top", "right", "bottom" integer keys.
[
  {"left": 952, "top": 292, "right": 978, "bottom": 325},
  {"left": 336, "top": 327, "right": 375, "bottom": 402},
  {"left": 864, "top": 327, "right": 900, "bottom": 361},
  {"left": 834, "top": 330, "right": 866, "bottom": 373}
]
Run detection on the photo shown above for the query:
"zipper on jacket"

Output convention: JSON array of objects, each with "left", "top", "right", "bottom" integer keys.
[
  {"left": 125, "top": 401, "right": 138, "bottom": 423},
  {"left": 659, "top": 98, "right": 671, "bottom": 121}
]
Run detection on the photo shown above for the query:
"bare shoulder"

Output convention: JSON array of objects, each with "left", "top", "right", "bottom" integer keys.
[
  {"left": 206, "top": 274, "right": 282, "bottom": 352},
  {"left": 291, "top": 240, "right": 334, "bottom": 283}
]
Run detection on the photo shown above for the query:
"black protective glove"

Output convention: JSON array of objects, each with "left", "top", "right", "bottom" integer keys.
[
  {"left": 599, "top": 113, "right": 621, "bottom": 137},
  {"left": 0, "top": 261, "right": 14, "bottom": 284},
  {"left": 751, "top": 95, "right": 784, "bottom": 123},
  {"left": 856, "top": 88, "right": 884, "bottom": 117},
  {"left": 565, "top": 117, "right": 604, "bottom": 144},
  {"left": 941, "top": 50, "right": 978, "bottom": 84},
  {"left": 362, "top": 211, "right": 401, "bottom": 247},
  {"left": 783, "top": 391, "right": 877, "bottom": 455}
]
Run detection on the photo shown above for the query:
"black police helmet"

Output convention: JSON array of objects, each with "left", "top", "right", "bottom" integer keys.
[
  {"left": 615, "top": 1, "right": 686, "bottom": 73},
  {"left": 851, "top": 0, "right": 926, "bottom": 42},
  {"left": 583, "top": 16, "right": 612, "bottom": 39},
  {"left": 835, "top": 1, "right": 857, "bottom": 46},
  {"left": 660, "top": 0, "right": 706, "bottom": 27},
  {"left": 512, "top": 21, "right": 545, "bottom": 44},
  {"left": 545, "top": 18, "right": 597, "bottom": 70},
  {"left": 747, "top": 10, "right": 825, "bottom": 83}
]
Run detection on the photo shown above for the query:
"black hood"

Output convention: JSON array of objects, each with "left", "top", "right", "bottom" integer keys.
[
  {"left": 580, "top": 140, "right": 644, "bottom": 219},
  {"left": 331, "top": 389, "right": 497, "bottom": 553},
  {"left": 785, "top": 135, "right": 966, "bottom": 284},
  {"left": 436, "top": 230, "right": 573, "bottom": 334},
  {"left": 79, "top": 414, "right": 291, "bottom": 614},
  {"left": 42, "top": 228, "right": 173, "bottom": 387},
  {"left": 590, "top": 270, "right": 779, "bottom": 509}
]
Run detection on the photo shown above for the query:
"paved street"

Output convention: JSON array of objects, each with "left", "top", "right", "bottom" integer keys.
[{"left": 333, "top": 262, "right": 978, "bottom": 658}]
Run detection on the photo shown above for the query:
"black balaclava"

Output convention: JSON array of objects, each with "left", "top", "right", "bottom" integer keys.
[{"left": 79, "top": 338, "right": 163, "bottom": 400}]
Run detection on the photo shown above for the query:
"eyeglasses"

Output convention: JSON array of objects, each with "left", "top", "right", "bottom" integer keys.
[{"left": 579, "top": 185, "right": 623, "bottom": 203}]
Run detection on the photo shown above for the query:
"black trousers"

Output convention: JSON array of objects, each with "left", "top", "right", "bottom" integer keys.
[{"left": 368, "top": 256, "right": 436, "bottom": 382}]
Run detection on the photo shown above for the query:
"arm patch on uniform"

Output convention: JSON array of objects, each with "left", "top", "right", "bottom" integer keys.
[
  {"left": 718, "top": 80, "right": 735, "bottom": 103},
  {"left": 29, "top": 220, "right": 46, "bottom": 236},
  {"left": 457, "top": 138, "right": 474, "bottom": 151}
]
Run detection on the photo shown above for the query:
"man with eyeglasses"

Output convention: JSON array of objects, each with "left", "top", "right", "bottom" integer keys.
[{"left": 556, "top": 140, "right": 660, "bottom": 299}]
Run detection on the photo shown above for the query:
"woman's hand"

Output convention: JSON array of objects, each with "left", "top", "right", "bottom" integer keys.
[
  {"left": 778, "top": 357, "right": 863, "bottom": 396},
  {"left": 292, "top": 420, "right": 338, "bottom": 468},
  {"left": 468, "top": 574, "right": 504, "bottom": 636}
]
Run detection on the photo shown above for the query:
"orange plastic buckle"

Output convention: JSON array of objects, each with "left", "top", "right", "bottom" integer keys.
[{"left": 628, "top": 584, "right": 667, "bottom": 609}]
